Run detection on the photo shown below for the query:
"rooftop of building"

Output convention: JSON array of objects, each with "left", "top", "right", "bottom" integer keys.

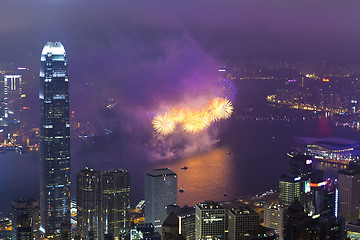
[
  {"left": 102, "top": 168, "right": 129, "bottom": 174},
  {"left": 147, "top": 168, "right": 176, "bottom": 177},
  {"left": 196, "top": 201, "right": 224, "bottom": 210},
  {"left": 163, "top": 212, "right": 179, "bottom": 227},
  {"left": 264, "top": 203, "right": 284, "bottom": 209},
  {"left": 78, "top": 167, "right": 100, "bottom": 175},
  {"left": 279, "top": 174, "right": 301, "bottom": 182},
  {"left": 41, "top": 41, "right": 66, "bottom": 56},
  {"left": 229, "top": 206, "right": 258, "bottom": 216}
]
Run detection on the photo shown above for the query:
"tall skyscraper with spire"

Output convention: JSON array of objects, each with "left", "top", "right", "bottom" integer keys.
[{"left": 39, "top": 41, "right": 71, "bottom": 238}]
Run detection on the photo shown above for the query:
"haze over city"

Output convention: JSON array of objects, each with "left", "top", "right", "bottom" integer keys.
[{"left": 1, "top": 0, "right": 360, "bottom": 239}]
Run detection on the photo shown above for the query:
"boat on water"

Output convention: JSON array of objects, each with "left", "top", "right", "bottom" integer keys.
[
  {"left": 181, "top": 166, "right": 188, "bottom": 170},
  {"left": 179, "top": 188, "right": 184, "bottom": 193}
]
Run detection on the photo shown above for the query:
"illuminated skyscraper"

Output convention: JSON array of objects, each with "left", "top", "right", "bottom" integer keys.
[
  {"left": 39, "top": 41, "right": 71, "bottom": 238},
  {"left": 2, "top": 74, "right": 24, "bottom": 142},
  {"left": 3, "top": 74, "right": 22, "bottom": 125},
  {"left": 101, "top": 169, "right": 131, "bottom": 239},
  {"left": 76, "top": 167, "right": 101, "bottom": 239},
  {"left": 76, "top": 168, "right": 131, "bottom": 240},
  {"left": 145, "top": 168, "right": 177, "bottom": 230},
  {"left": 263, "top": 204, "right": 284, "bottom": 240},
  {"left": 279, "top": 175, "right": 302, "bottom": 206}
]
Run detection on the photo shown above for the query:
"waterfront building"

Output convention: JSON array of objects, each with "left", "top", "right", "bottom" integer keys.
[
  {"left": 76, "top": 167, "right": 101, "bottom": 239},
  {"left": 338, "top": 166, "right": 360, "bottom": 223},
  {"left": 228, "top": 206, "right": 259, "bottom": 240},
  {"left": 195, "top": 201, "right": 225, "bottom": 240},
  {"left": 294, "top": 137, "right": 360, "bottom": 164},
  {"left": 39, "top": 41, "right": 71, "bottom": 238},
  {"left": 145, "top": 168, "right": 177, "bottom": 230},
  {"left": 101, "top": 169, "right": 131, "bottom": 239},
  {"left": 263, "top": 204, "right": 284, "bottom": 240},
  {"left": 11, "top": 198, "right": 40, "bottom": 240}
]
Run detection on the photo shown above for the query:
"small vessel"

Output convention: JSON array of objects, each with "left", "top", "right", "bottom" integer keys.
[
  {"left": 227, "top": 152, "right": 231, "bottom": 155},
  {"left": 224, "top": 193, "right": 228, "bottom": 197},
  {"left": 181, "top": 166, "right": 188, "bottom": 170},
  {"left": 179, "top": 188, "right": 184, "bottom": 193}
]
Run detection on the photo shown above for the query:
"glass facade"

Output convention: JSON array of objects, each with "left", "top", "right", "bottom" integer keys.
[{"left": 39, "top": 41, "right": 71, "bottom": 237}]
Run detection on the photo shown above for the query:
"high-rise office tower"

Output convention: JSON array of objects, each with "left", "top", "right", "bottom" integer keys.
[
  {"left": 338, "top": 167, "right": 360, "bottom": 223},
  {"left": 195, "top": 201, "right": 225, "bottom": 240},
  {"left": 39, "top": 41, "right": 71, "bottom": 238},
  {"left": 3, "top": 74, "right": 23, "bottom": 126},
  {"left": 76, "top": 168, "right": 131, "bottom": 240},
  {"left": 279, "top": 175, "right": 302, "bottom": 206},
  {"left": 263, "top": 204, "right": 284, "bottom": 240},
  {"left": 77, "top": 167, "right": 101, "bottom": 239},
  {"left": 279, "top": 154, "right": 313, "bottom": 207},
  {"left": 101, "top": 169, "right": 131, "bottom": 239},
  {"left": 228, "top": 206, "right": 260, "bottom": 240},
  {"left": 11, "top": 198, "right": 40, "bottom": 240},
  {"left": 145, "top": 168, "right": 177, "bottom": 230}
]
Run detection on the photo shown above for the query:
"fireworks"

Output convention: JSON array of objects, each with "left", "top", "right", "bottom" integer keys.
[
  {"left": 152, "top": 113, "right": 176, "bottom": 135},
  {"left": 152, "top": 97, "right": 233, "bottom": 135},
  {"left": 182, "top": 110, "right": 211, "bottom": 134},
  {"left": 170, "top": 108, "right": 185, "bottom": 123},
  {"left": 209, "top": 98, "right": 233, "bottom": 121}
]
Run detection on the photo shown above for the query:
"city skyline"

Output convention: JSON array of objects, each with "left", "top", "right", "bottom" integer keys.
[{"left": 1, "top": 0, "right": 360, "bottom": 239}]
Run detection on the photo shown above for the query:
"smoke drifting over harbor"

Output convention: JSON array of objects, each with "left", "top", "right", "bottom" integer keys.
[
  {"left": 69, "top": 33, "right": 229, "bottom": 162},
  {"left": 1, "top": 0, "right": 360, "bottom": 162}
]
